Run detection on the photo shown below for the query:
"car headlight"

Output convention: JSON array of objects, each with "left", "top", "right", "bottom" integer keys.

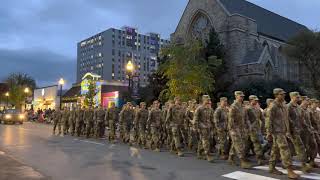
[
  {"left": 5, "top": 114, "right": 12, "bottom": 119},
  {"left": 19, "top": 114, "right": 25, "bottom": 119}
]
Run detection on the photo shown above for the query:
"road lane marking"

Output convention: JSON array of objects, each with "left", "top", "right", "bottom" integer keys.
[
  {"left": 78, "top": 140, "right": 105, "bottom": 146},
  {"left": 222, "top": 171, "right": 279, "bottom": 180},
  {"left": 254, "top": 165, "right": 320, "bottom": 180}
]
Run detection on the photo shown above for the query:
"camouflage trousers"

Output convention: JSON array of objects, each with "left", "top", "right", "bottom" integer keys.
[
  {"left": 197, "top": 127, "right": 211, "bottom": 155},
  {"left": 301, "top": 131, "right": 318, "bottom": 161},
  {"left": 94, "top": 120, "right": 105, "bottom": 138},
  {"left": 229, "top": 130, "right": 246, "bottom": 159},
  {"left": 132, "top": 125, "right": 139, "bottom": 143},
  {"left": 246, "top": 131, "right": 263, "bottom": 158},
  {"left": 216, "top": 129, "right": 228, "bottom": 155},
  {"left": 75, "top": 120, "right": 83, "bottom": 137},
  {"left": 149, "top": 126, "right": 160, "bottom": 149},
  {"left": 68, "top": 119, "right": 75, "bottom": 136},
  {"left": 171, "top": 125, "right": 183, "bottom": 151},
  {"left": 108, "top": 120, "right": 116, "bottom": 141},
  {"left": 291, "top": 134, "right": 307, "bottom": 163},
  {"left": 122, "top": 123, "right": 132, "bottom": 143},
  {"left": 313, "top": 133, "right": 320, "bottom": 155},
  {"left": 62, "top": 118, "right": 68, "bottom": 135},
  {"left": 270, "top": 134, "right": 292, "bottom": 168},
  {"left": 85, "top": 121, "right": 94, "bottom": 138},
  {"left": 138, "top": 125, "right": 146, "bottom": 146},
  {"left": 53, "top": 120, "right": 61, "bottom": 135}
]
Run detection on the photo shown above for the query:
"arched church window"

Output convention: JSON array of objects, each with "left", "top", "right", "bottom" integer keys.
[
  {"left": 265, "top": 62, "right": 273, "bottom": 81},
  {"left": 189, "top": 12, "right": 213, "bottom": 42}
]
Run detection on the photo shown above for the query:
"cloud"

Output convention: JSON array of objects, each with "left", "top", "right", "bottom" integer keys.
[{"left": 0, "top": 48, "right": 75, "bottom": 88}]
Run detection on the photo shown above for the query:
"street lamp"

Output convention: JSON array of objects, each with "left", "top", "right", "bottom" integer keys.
[
  {"left": 5, "top": 92, "right": 9, "bottom": 109},
  {"left": 126, "top": 60, "right": 134, "bottom": 94},
  {"left": 24, "top": 87, "right": 30, "bottom": 111},
  {"left": 59, "top": 78, "right": 65, "bottom": 110}
]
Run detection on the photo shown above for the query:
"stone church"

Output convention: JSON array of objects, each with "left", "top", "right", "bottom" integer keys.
[{"left": 171, "top": 0, "right": 310, "bottom": 88}]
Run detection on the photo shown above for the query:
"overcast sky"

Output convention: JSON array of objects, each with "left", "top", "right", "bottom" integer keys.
[{"left": 1, "top": 0, "right": 319, "bottom": 88}]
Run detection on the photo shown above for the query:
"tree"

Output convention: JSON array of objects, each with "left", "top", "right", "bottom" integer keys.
[
  {"left": 160, "top": 40, "right": 221, "bottom": 101},
  {"left": 284, "top": 30, "right": 320, "bottom": 97},
  {"left": 84, "top": 80, "right": 97, "bottom": 108},
  {"left": 204, "top": 29, "right": 230, "bottom": 100},
  {"left": 5, "top": 73, "right": 36, "bottom": 109}
]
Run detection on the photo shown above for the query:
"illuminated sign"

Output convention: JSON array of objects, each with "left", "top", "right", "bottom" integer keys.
[
  {"left": 102, "top": 91, "right": 119, "bottom": 108},
  {"left": 81, "top": 73, "right": 102, "bottom": 107}
]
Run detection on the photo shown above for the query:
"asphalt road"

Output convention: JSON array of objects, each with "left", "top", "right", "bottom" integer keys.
[{"left": 0, "top": 122, "right": 320, "bottom": 180}]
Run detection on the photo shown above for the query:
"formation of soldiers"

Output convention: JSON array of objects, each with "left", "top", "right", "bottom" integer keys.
[{"left": 52, "top": 88, "right": 320, "bottom": 179}]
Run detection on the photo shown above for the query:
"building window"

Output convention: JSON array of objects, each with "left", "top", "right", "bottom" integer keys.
[{"left": 112, "top": 49, "right": 115, "bottom": 56}]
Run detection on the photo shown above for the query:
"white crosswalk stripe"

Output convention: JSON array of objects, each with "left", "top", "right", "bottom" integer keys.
[
  {"left": 253, "top": 165, "right": 320, "bottom": 180},
  {"left": 222, "top": 171, "right": 279, "bottom": 180}
]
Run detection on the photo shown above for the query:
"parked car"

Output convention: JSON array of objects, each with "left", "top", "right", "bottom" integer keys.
[{"left": 0, "top": 109, "right": 25, "bottom": 124}]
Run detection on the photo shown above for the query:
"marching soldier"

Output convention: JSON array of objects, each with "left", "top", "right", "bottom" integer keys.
[
  {"left": 105, "top": 102, "right": 118, "bottom": 143},
  {"left": 52, "top": 109, "right": 62, "bottom": 135},
  {"left": 245, "top": 95, "right": 264, "bottom": 165},
  {"left": 68, "top": 108, "right": 76, "bottom": 136},
  {"left": 94, "top": 105, "right": 106, "bottom": 138},
  {"left": 119, "top": 102, "right": 134, "bottom": 143},
  {"left": 267, "top": 88, "right": 299, "bottom": 179},
  {"left": 166, "top": 97, "right": 185, "bottom": 157},
  {"left": 194, "top": 95, "right": 215, "bottom": 162},
  {"left": 84, "top": 107, "right": 94, "bottom": 138},
  {"left": 185, "top": 99, "right": 197, "bottom": 151},
  {"left": 228, "top": 91, "right": 251, "bottom": 169},
  {"left": 287, "top": 92, "right": 312, "bottom": 173},
  {"left": 75, "top": 107, "right": 84, "bottom": 137},
  {"left": 308, "top": 99, "right": 320, "bottom": 158},
  {"left": 135, "top": 102, "right": 149, "bottom": 147},
  {"left": 147, "top": 100, "right": 162, "bottom": 151},
  {"left": 61, "top": 107, "right": 70, "bottom": 135},
  {"left": 214, "top": 97, "right": 229, "bottom": 160}
]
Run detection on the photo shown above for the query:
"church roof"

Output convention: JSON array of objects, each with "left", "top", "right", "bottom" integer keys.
[
  {"left": 242, "top": 48, "right": 264, "bottom": 64},
  {"left": 219, "top": 0, "right": 308, "bottom": 42}
]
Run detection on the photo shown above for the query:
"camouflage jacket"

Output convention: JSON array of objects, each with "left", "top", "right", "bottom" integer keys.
[
  {"left": 267, "top": 100, "right": 289, "bottom": 134},
  {"left": 166, "top": 104, "right": 185, "bottom": 126},
  {"left": 287, "top": 102, "right": 304, "bottom": 134},
  {"left": 135, "top": 108, "right": 149, "bottom": 128},
  {"left": 105, "top": 107, "right": 118, "bottom": 122},
  {"left": 194, "top": 105, "right": 214, "bottom": 129},
  {"left": 214, "top": 106, "right": 228, "bottom": 131},
  {"left": 228, "top": 101, "right": 246, "bottom": 133},
  {"left": 147, "top": 108, "right": 162, "bottom": 127}
]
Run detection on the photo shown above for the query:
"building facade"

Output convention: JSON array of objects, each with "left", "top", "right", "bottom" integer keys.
[
  {"left": 77, "top": 26, "right": 170, "bottom": 87},
  {"left": 171, "top": 0, "right": 311, "bottom": 88},
  {"left": 33, "top": 85, "right": 61, "bottom": 110}
]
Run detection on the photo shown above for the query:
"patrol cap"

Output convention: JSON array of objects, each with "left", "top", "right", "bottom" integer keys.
[
  {"left": 310, "top": 99, "right": 318, "bottom": 103},
  {"left": 301, "top": 96, "right": 309, "bottom": 101},
  {"left": 234, "top": 91, "right": 245, "bottom": 97},
  {"left": 249, "top": 95, "right": 259, "bottom": 101},
  {"left": 266, "top": 98, "right": 274, "bottom": 104},
  {"left": 202, "top": 95, "right": 211, "bottom": 100},
  {"left": 273, "top": 88, "right": 286, "bottom": 95},
  {"left": 289, "top": 92, "right": 300, "bottom": 98},
  {"left": 220, "top": 97, "right": 228, "bottom": 102}
]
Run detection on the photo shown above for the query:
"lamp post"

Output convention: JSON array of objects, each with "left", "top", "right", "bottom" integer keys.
[
  {"left": 126, "top": 60, "right": 134, "bottom": 96},
  {"left": 59, "top": 78, "right": 65, "bottom": 110},
  {"left": 24, "top": 87, "right": 30, "bottom": 111},
  {"left": 5, "top": 92, "right": 9, "bottom": 109}
]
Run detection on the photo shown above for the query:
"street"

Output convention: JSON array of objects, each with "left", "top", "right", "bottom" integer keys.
[{"left": 0, "top": 122, "right": 320, "bottom": 180}]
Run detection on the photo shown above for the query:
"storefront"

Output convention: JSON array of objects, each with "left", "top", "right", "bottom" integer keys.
[{"left": 33, "top": 85, "right": 60, "bottom": 110}]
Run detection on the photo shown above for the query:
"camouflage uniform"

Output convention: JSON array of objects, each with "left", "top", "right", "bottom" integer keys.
[
  {"left": 75, "top": 108, "right": 84, "bottom": 137},
  {"left": 147, "top": 105, "right": 162, "bottom": 151},
  {"left": 105, "top": 105, "right": 118, "bottom": 142},
  {"left": 135, "top": 106, "right": 149, "bottom": 147},
  {"left": 94, "top": 107, "right": 106, "bottom": 138},
  {"left": 287, "top": 99, "right": 308, "bottom": 163},
  {"left": 194, "top": 95, "right": 215, "bottom": 162},
  {"left": 185, "top": 102, "right": 196, "bottom": 151},
  {"left": 61, "top": 109, "right": 70, "bottom": 135},
  {"left": 119, "top": 106, "right": 134, "bottom": 143},
  {"left": 300, "top": 101, "right": 318, "bottom": 165},
  {"left": 214, "top": 98, "right": 228, "bottom": 158},
  {"left": 267, "top": 90, "right": 292, "bottom": 169},
  {"left": 68, "top": 109, "right": 76, "bottom": 136},
  {"left": 84, "top": 108, "right": 94, "bottom": 138},
  {"left": 166, "top": 100, "right": 185, "bottom": 156},
  {"left": 308, "top": 99, "right": 320, "bottom": 156},
  {"left": 245, "top": 95, "right": 264, "bottom": 163},
  {"left": 52, "top": 110, "right": 62, "bottom": 135}
]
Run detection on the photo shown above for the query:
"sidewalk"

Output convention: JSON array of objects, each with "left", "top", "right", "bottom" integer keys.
[{"left": 0, "top": 151, "right": 48, "bottom": 180}]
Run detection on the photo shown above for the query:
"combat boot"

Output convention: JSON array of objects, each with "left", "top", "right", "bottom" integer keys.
[
  {"left": 309, "top": 160, "right": 320, "bottom": 168},
  {"left": 154, "top": 148, "right": 160, "bottom": 152},
  {"left": 177, "top": 150, "right": 184, "bottom": 157},
  {"left": 220, "top": 153, "right": 228, "bottom": 160},
  {"left": 269, "top": 163, "right": 283, "bottom": 175},
  {"left": 301, "top": 163, "right": 312, "bottom": 173},
  {"left": 287, "top": 166, "right": 299, "bottom": 179},
  {"left": 206, "top": 155, "right": 214, "bottom": 163},
  {"left": 240, "top": 159, "right": 252, "bottom": 169},
  {"left": 257, "top": 157, "right": 265, "bottom": 165},
  {"left": 228, "top": 155, "right": 236, "bottom": 166}
]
